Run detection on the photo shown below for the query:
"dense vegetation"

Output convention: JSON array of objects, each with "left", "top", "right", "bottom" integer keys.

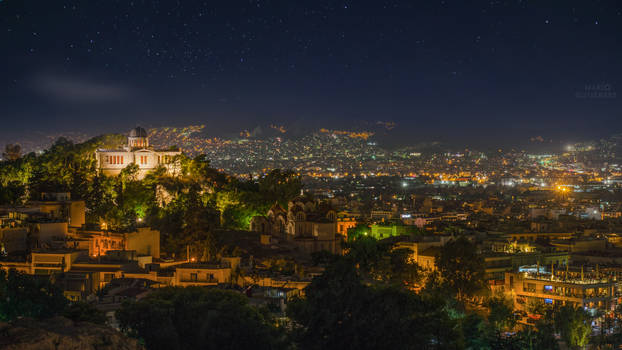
[
  {"left": 1, "top": 223, "right": 619, "bottom": 348},
  {"left": 0, "top": 269, "right": 105, "bottom": 324},
  {"left": 287, "top": 237, "right": 612, "bottom": 349},
  {"left": 0, "top": 136, "right": 302, "bottom": 258},
  {"left": 116, "top": 287, "right": 289, "bottom": 350}
]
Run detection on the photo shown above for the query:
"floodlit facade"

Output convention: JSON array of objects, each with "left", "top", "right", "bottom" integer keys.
[{"left": 95, "top": 127, "right": 181, "bottom": 179}]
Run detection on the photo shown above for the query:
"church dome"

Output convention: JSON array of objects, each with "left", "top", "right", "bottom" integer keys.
[{"left": 129, "top": 126, "right": 148, "bottom": 138}]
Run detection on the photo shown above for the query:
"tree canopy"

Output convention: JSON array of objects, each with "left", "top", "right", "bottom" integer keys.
[
  {"left": 0, "top": 136, "right": 303, "bottom": 259},
  {"left": 116, "top": 287, "right": 288, "bottom": 350},
  {"left": 435, "top": 236, "right": 487, "bottom": 301}
]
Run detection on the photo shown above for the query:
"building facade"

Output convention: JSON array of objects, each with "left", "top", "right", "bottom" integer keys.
[
  {"left": 505, "top": 270, "right": 617, "bottom": 314},
  {"left": 250, "top": 198, "right": 342, "bottom": 255},
  {"left": 95, "top": 127, "right": 181, "bottom": 179}
]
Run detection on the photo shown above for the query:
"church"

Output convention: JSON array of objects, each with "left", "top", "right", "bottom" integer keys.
[
  {"left": 250, "top": 197, "right": 342, "bottom": 255},
  {"left": 95, "top": 127, "right": 181, "bottom": 179}
]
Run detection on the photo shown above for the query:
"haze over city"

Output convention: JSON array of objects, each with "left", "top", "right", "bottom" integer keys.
[{"left": 1, "top": 1, "right": 621, "bottom": 147}]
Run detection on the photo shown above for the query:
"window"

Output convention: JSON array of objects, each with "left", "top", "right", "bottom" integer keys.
[
  {"left": 523, "top": 283, "right": 536, "bottom": 293},
  {"left": 140, "top": 155, "right": 147, "bottom": 164},
  {"left": 190, "top": 273, "right": 198, "bottom": 282}
]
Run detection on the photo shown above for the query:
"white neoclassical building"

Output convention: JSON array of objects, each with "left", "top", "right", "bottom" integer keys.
[{"left": 95, "top": 127, "right": 181, "bottom": 179}]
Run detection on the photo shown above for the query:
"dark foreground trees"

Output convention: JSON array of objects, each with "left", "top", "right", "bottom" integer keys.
[
  {"left": 0, "top": 269, "right": 67, "bottom": 321},
  {"left": 287, "top": 259, "right": 462, "bottom": 350},
  {"left": 288, "top": 239, "right": 465, "bottom": 350},
  {"left": 435, "top": 236, "right": 487, "bottom": 301},
  {"left": 0, "top": 269, "right": 105, "bottom": 324},
  {"left": 116, "top": 287, "right": 288, "bottom": 350}
]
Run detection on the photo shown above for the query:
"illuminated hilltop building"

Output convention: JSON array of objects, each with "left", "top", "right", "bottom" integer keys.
[{"left": 95, "top": 127, "right": 181, "bottom": 179}]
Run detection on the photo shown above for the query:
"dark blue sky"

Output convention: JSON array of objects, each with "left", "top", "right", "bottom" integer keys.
[{"left": 1, "top": 0, "right": 621, "bottom": 146}]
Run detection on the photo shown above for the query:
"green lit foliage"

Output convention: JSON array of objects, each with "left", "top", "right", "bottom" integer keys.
[
  {"left": 346, "top": 223, "right": 370, "bottom": 241},
  {"left": 0, "top": 134, "right": 125, "bottom": 207},
  {"left": 116, "top": 287, "right": 287, "bottom": 350},
  {"left": 554, "top": 305, "right": 592, "bottom": 349},
  {"left": 179, "top": 154, "right": 227, "bottom": 188},
  {"left": 0, "top": 269, "right": 67, "bottom": 321},
  {"left": 215, "top": 169, "right": 302, "bottom": 230},
  {"left": 29, "top": 135, "right": 125, "bottom": 199},
  {"left": 0, "top": 136, "right": 301, "bottom": 248}
]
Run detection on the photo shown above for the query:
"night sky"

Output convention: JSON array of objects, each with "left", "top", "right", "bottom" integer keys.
[{"left": 1, "top": 1, "right": 621, "bottom": 147}]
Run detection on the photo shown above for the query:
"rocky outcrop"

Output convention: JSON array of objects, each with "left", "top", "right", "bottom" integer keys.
[{"left": 0, "top": 317, "right": 143, "bottom": 350}]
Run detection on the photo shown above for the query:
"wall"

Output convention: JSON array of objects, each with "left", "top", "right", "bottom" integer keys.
[
  {"left": 36, "top": 222, "right": 68, "bottom": 243},
  {"left": 0, "top": 227, "right": 28, "bottom": 253},
  {"left": 125, "top": 227, "right": 160, "bottom": 258}
]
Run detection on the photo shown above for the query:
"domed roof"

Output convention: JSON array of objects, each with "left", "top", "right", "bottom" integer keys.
[{"left": 129, "top": 126, "right": 147, "bottom": 138}]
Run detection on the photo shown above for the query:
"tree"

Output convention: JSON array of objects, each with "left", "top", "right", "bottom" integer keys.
[
  {"left": 435, "top": 236, "right": 487, "bottom": 301},
  {"left": 63, "top": 301, "right": 107, "bottom": 324},
  {"left": 346, "top": 223, "right": 370, "bottom": 241},
  {"left": 486, "top": 294, "right": 516, "bottom": 333},
  {"left": 287, "top": 257, "right": 461, "bottom": 350},
  {"left": 342, "top": 237, "right": 422, "bottom": 287},
  {"left": 554, "top": 305, "right": 592, "bottom": 349},
  {"left": 0, "top": 180, "right": 26, "bottom": 205},
  {"left": 117, "top": 287, "right": 287, "bottom": 350},
  {"left": 257, "top": 169, "right": 302, "bottom": 206},
  {"left": 461, "top": 313, "right": 494, "bottom": 349},
  {"left": 514, "top": 319, "right": 559, "bottom": 350},
  {"left": 215, "top": 190, "right": 240, "bottom": 227},
  {"left": 2, "top": 144, "right": 21, "bottom": 161},
  {"left": 0, "top": 269, "right": 67, "bottom": 321}
]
